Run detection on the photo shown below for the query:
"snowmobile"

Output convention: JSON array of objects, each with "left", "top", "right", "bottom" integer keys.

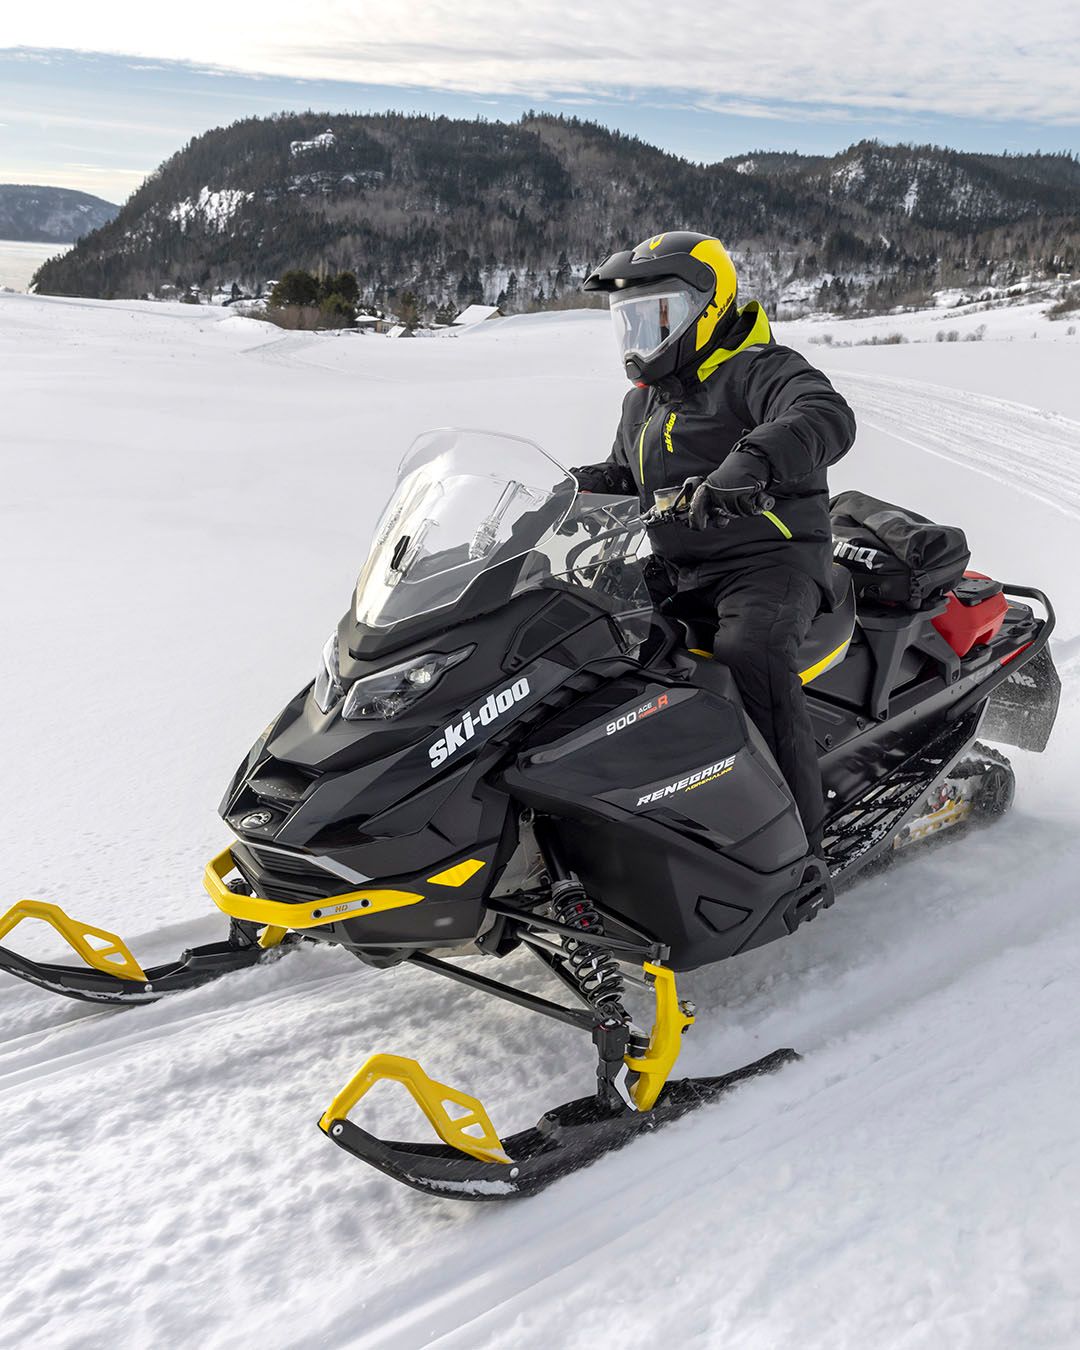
[{"left": 0, "top": 429, "right": 1060, "bottom": 1200}]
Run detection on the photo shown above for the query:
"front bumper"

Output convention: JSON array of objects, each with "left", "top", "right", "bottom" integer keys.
[{"left": 204, "top": 848, "right": 423, "bottom": 938}]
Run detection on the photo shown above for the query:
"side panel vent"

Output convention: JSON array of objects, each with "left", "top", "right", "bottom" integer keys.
[{"left": 504, "top": 593, "right": 599, "bottom": 672}]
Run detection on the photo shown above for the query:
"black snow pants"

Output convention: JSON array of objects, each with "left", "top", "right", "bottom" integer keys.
[{"left": 672, "top": 564, "right": 825, "bottom": 847}]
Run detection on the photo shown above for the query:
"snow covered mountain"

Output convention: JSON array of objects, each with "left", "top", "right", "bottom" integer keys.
[
  {"left": 1, "top": 289, "right": 1079, "bottom": 1346},
  {"left": 30, "top": 113, "right": 1080, "bottom": 316},
  {"left": 0, "top": 184, "right": 118, "bottom": 243},
  {"left": 729, "top": 142, "right": 1080, "bottom": 230}
]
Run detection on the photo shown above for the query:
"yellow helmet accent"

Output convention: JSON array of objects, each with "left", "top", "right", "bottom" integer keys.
[{"left": 690, "top": 238, "right": 738, "bottom": 351}]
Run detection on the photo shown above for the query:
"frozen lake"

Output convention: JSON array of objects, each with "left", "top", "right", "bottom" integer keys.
[{"left": 0, "top": 238, "right": 71, "bottom": 291}]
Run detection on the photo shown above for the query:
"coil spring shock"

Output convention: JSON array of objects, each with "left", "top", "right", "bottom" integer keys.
[{"left": 550, "top": 877, "right": 627, "bottom": 1016}]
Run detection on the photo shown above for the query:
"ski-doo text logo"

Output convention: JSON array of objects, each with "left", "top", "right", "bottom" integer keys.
[
  {"left": 637, "top": 754, "right": 738, "bottom": 807},
  {"left": 834, "top": 539, "right": 884, "bottom": 571},
  {"left": 428, "top": 678, "right": 532, "bottom": 768}
]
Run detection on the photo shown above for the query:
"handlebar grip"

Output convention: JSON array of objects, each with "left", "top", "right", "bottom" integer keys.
[{"left": 645, "top": 487, "right": 776, "bottom": 527}]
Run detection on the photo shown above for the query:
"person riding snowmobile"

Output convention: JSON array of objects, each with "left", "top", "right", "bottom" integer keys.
[{"left": 573, "top": 231, "right": 857, "bottom": 846}]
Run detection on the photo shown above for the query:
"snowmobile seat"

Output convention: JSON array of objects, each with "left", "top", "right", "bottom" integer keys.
[
  {"left": 678, "top": 564, "right": 856, "bottom": 687},
  {"left": 796, "top": 564, "right": 857, "bottom": 686}
]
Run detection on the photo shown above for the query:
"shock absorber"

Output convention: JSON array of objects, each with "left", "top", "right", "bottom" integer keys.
[
  {"left": 549, "top": 877, "right": 627, "bottom": 1016},
  {"left": 550, "top": 874, "right": 644, "bottom": 1109},
  {"left": 535, "top": 820, "right": 646, "bottom": 1108}
]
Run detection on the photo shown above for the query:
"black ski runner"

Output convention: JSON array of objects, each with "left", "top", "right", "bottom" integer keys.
[
  {"left": 322, "top": 1050, "right": 797, "bottom": 1200},
  {"left": 0, "top": 919, "right": 297, "bottom": 1003}
]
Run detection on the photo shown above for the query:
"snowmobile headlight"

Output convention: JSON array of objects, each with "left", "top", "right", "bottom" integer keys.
[
  {"left": 314, "top": 633, "right": 344, "bottom": 713},
  {"left": 342, "top": 646, "right": 473, "bottom": 721}
]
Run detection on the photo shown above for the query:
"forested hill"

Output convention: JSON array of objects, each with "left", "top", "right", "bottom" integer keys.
[
  {"left": 31, "top": 112, "right": 1080, "bottom": 316},
  {"left": 0, "top": 185, "right": 118, "bottom": 243}
]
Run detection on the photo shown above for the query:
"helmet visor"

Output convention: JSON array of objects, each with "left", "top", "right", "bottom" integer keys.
[{"left": 608, "top": 280, "right": 701, "bottom": 365}]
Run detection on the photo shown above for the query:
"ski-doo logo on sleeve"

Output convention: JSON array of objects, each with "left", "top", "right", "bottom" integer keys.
[
  {"left": 428, "top": 678, "right": 532, "bottom": 768},
  {"left": 637, "top": 754, "right": 738, "bottom": 807},
  {"left": 834, "top": 539, "right": 884, "bottom": 571}
]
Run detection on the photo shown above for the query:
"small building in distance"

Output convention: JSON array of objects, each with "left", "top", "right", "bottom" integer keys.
[{"left": 452, "top": 304, "right": 502, "bottom": 326}]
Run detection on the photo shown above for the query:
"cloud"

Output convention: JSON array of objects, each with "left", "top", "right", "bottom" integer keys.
[
  {"left": 0, "top": 105, "right": 192, "bottom": 137},
  {"left": 4, "top": 1, "right": 1080, "bottom": 125}
]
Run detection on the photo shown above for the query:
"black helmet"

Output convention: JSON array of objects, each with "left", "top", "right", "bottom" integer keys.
[{"left": 583, "top": 231, "right": 739, "bottom": 386}]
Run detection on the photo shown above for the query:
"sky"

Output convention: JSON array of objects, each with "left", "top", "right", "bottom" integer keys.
[{"left": 2, "top": 1, "right": 1080, "bottom": 204}]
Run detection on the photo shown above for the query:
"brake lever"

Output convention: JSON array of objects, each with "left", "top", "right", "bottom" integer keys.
[{"left": 643, "top": 482, "right": 696, "bottom": 526}]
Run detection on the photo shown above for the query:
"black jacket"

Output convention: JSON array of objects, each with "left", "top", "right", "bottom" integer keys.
[{"left": 577, "top": 303, "right": 856, "bottom": 594}]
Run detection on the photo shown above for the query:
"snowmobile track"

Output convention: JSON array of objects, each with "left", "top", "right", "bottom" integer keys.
[{"left": 840, "top": 371, "right": 1080, "bottom": 521}]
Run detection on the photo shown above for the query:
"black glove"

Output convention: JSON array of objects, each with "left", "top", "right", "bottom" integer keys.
[
  {"left": 687, "top": 449, "right": 772, "bottom": 530},
  {"left": 570, "top": 463, "right": 636, "bottom": 496}
]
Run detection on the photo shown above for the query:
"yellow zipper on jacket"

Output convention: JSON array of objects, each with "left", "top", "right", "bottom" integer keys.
[
  {"left": 762, "top": 509, "right": 792, "bottom": 539},
  {"left": 637, "top": 414, "right": 654, "bottom": 486}
]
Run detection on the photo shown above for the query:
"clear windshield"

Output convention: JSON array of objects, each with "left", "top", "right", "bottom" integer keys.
[
  {"left": 537, "top": 492, "right": 654, "bottom": 648},
  {"left": 354, "top": 429, "right": 651, "bottom": 637}
]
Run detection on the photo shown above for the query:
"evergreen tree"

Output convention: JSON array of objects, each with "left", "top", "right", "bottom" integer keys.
[
  {"left": 325, "top": 270, "right": 360, "bottom": 305},
  {"left": 319, "top": 293, "right": 357, "bottom": 327},
  {"left": 271, "top": 270, "right": 320, "bottom": 307},
  {"left": 456, "top": 267, "right": 483, "bottom": 306},
  {"left": 399, "top": 290, "right": 420, "bottom": 330}
]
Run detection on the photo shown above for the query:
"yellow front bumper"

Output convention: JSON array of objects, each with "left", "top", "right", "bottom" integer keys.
[{"left": 203, "top": 848, "right": 423, "bottom": 937}]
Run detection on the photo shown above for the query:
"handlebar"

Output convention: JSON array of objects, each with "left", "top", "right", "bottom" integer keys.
[{"left": 642, "top": 482, "right": 776, "bottom": 528}]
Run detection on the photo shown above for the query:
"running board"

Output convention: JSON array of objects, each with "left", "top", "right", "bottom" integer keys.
[{"left": 824, "top": 709, "right": 983, "bottom": 884}]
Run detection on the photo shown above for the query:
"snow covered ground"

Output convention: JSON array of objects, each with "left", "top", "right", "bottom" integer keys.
[
  {"left": 784, "top": 284, "right": 1080, "bottom": 350},
  {"left": 1, "top": 292, "right": 1079, "bottom": 1349}
]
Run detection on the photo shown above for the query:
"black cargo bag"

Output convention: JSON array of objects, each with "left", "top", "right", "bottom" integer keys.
[{"left": 830, "top": 491, "right": 971, "bottom": 610}]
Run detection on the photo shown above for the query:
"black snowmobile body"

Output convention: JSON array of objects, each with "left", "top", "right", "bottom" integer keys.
[
  {"left": 0, "top": 428, "right": 1059, "bottom": 1199},
  {"left": 219, "top": 540, "right": 1053, "bottom": 975}
]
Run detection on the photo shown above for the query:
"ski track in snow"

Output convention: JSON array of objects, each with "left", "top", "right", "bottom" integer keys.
[
  {"left": 841, "top": 370, "right": 1080, "bottom": 521},
  {"left": 311, "top": 803, "right": 1080, "bottom": 1349},
  {"left": 3, "top": 295, "right": 1080, "bottom": 1349}
]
